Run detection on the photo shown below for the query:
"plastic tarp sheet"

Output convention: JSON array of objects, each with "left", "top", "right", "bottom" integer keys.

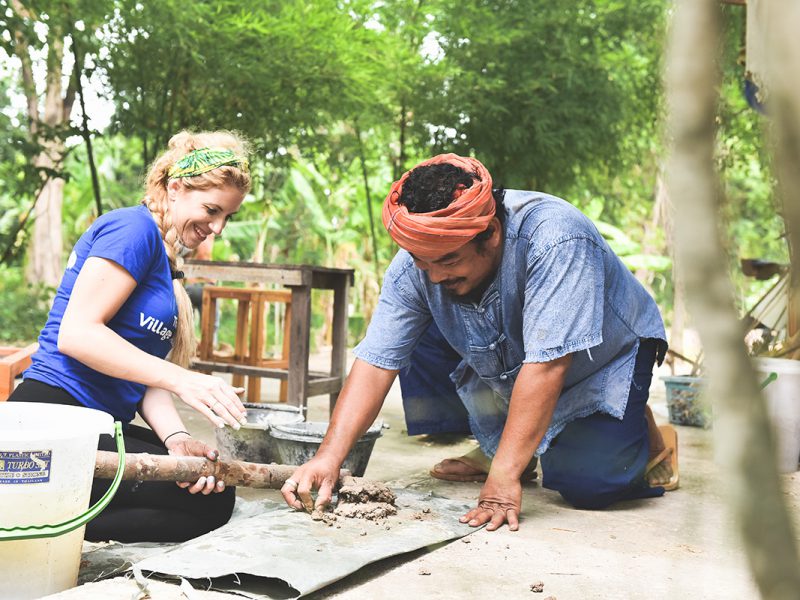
[{"left": 80, "top": 490, "right": 475, "bottom": 598}]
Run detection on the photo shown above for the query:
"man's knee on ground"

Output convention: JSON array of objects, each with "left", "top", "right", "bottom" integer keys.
[
  {"left": 556, "top": 479, "right": 626, "bottom": 510},
  {"left": 544, "top": 460, "right": 644, "bottom": 510}
]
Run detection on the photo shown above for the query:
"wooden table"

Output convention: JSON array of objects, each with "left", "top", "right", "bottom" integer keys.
[{"left": 185, "top": 260, "right": 354, "bottom": 417}]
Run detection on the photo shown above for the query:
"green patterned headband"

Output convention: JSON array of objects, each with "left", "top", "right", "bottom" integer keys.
[{"left": 168, "top": 147, "right": 249, "bottom": 179}]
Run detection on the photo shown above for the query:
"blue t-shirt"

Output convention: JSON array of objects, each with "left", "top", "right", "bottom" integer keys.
[{"left": 25, "top": 205, "right": 177, "bottom": 423}]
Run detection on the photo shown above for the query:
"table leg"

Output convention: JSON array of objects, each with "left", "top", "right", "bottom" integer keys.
[
  {"left": 248, "top": 296, "right": 265, "bottom": 403},
  {"left": 279, "top": 302, "right": 292, "bottom": 403},
  {"left": 233, "top": 300, "right": 249, "bottom": 390},
  {"left": 287, "top": 286, "right": 311, "bottom": 416},
  {"left": 329, "top": 277, "right": 349, "bottom": 415}
]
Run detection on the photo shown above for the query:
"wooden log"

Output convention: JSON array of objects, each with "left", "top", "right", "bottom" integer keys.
[{"left": 94, "top": 451, "right": 351, "bottom": 489}]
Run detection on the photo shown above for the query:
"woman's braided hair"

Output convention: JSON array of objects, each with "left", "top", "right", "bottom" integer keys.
[{"left": 142, "top": 130, "right": 251, "bottom": 367}]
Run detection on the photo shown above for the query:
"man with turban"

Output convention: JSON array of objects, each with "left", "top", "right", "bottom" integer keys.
[{"left": 282, "top": 154, "right": 677, "bottom": 531}]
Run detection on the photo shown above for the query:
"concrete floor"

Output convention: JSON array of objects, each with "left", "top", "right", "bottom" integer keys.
[{"left": 46, "top": 351, "right": 800, "bottom": 599}]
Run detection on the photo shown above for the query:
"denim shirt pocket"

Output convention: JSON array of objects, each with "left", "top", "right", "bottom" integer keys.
[
  {"left": 483, "top": 362, "right": 522, "bottom": 400},
  {"left": 468, "top": 333, "right": 521, "bottom": 380}
]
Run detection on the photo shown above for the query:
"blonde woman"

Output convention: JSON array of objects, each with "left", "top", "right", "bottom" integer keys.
[{"left": 10, "top": 131, "right": 251, "bottom": 542}]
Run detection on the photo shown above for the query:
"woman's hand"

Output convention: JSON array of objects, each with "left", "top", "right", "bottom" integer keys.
[
  {"left": 165, "top": 433, "right": 227, "bottom": 495},
  {"left": 171, "top": 371, "right": 247, "bottom": 429}
]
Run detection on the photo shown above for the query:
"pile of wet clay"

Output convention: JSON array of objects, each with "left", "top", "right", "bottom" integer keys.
[
  {"left": 334, "top": 478, "right": 398, "bottom": 520},
  {"left": 311, "top": 477, "right": 398, "bottom": 523}
]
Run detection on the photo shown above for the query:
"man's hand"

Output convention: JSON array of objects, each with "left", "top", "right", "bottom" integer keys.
[
  {"left": 458, "top": 356, "right": 570, "bottom": 532},
  {"left": 281, "top": 456, "right": 341, "bottom": 512},
  {"left": 459, "top": 474, "right": 522, "bottom": 531}
]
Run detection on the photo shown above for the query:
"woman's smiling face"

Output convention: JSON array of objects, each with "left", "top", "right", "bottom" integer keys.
[{"left": 167, "top": 179, "right": 244, "bottom": 249}]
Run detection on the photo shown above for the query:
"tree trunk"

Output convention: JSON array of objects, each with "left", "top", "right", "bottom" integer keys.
[
  {"left": 28, "top": 154, "right": 65, "bottom": 287},
  {"left": 666, "top": 1, "right": 800, "bottom": 598},
  {"left": 11, "top": 3, "right": 73, "bottom": 287}
]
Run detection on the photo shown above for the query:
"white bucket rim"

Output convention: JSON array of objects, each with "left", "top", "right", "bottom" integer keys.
[
  {"left": 752, "top": 357, "right": 800, "bottom": 375},
  {"left": 0, "top": 402, "right": 114, "bottom": 442}
]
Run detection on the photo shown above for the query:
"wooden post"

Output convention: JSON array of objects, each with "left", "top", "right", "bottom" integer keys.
[
  {"left": 248, "top": 294, "right": 266, "bottom": 403},
  {"left": 232, "top": 299, "right": 249, "bottom": 390},
  {"left": 279, "top": 301, "right": 292, "bottom": 402},
  {"left": 329, "top": 277, "right": 350, "bottom": 414},
  {"left": 287, "top": 286, "right": 312, "bottom": 415}
]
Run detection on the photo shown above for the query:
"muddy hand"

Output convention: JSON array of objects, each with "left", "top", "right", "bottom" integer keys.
[
  {"left": 460, "top": 474, "right": 522, "bottom": 531},
  {"left": 281, "top": 457, "right": 340, "bottom": 512},
  {"left": 167, "top": 437, "right": 227, "bottom": 495}
]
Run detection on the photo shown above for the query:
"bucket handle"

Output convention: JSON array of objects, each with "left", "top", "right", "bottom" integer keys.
[
  {"left": 0, "top": 421, "right": 126, "bottom": 541},
  {"left": 760, "top": 372, "right": 778, "bottom": 390}
]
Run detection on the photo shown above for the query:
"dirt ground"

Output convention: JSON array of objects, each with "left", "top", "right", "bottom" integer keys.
[{"left": 45, "top": 350, "right": 800, "bottom": 599}]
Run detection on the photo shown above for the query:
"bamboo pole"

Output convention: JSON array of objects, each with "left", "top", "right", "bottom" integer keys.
[
  {"left": 666, "top": 0, "right": 800, "bottom": 597},
  {"left": 94, "top": 451, "right": 352, "bottom": 490}
]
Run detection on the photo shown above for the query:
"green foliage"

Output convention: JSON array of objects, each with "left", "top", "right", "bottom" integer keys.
[
  {"left": 0, "top": 265, "right": 51, "bottom": 343},
  {"left": 594, "top": 220, "right": 671, "bottom": 273},
  {"left": 102, "top": 0, "right": 385, "bottom": 158},
  {"left": 0, "top": 0, "right": 788, "bottom": 344},
  {"left": 0, "top": 72, "right": 47, "bottom": 265},
  {"left": 61, "top": 135, "right": 146, "bottom": 248},
  {"left": 412, "top": 0, "right": 667, "bottom": 190},
  {"left": 716, "top": 6, "right": 788, "bottom": 313}
]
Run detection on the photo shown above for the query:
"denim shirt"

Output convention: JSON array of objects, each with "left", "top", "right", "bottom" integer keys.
[{"left": 354, "top": 190, "right": 666, "bottom": 455}]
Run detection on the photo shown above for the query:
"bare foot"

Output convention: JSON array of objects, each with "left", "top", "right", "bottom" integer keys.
[
  {"left": 431, "top": 449, "right": 538, "bottom": 482},
  {"left": 433, "top": 458, "right": 487, "bottom": 479},
  {"left": 430, "top": 447, "right": 492, "bottom": 482}
]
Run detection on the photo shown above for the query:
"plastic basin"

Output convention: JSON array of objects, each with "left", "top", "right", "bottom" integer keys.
[
  {"left": 215, "top": 402, "right": 303, "bottom": 464},
  {"left": 661, "top": 375, "right": 709, "bottom": 428},
  {"left": 268, "top": 420, "right": 383, "bottom": 477}
]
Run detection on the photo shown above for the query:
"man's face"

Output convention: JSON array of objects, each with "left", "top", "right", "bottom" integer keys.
[{"left": 410, "top": 218, "right": 503, "bottom": 302}]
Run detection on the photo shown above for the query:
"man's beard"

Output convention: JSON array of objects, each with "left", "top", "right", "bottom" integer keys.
[{"left": 441, "top": 270, "right": 497, "bottom": 304}]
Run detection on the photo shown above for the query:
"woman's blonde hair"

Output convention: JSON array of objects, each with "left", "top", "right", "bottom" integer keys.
[{"left": 143, "top": 130, "right": 251, "bottom": 367}]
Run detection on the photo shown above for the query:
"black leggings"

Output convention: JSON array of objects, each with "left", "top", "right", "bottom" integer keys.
[{"left": 9, "top": 379, "right": 236, "bottom": 543}]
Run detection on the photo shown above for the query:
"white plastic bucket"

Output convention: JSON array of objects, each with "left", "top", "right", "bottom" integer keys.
[
  {"left": 753, "top": 358, "right": 800, "bottom": 473},
  {"left": 0, "top": 402, "right": 115, "bottom": 599}
]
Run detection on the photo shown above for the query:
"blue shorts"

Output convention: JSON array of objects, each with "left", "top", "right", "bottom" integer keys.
[{"left": 399, "top": 322, "right": 664, "bottom": 509}]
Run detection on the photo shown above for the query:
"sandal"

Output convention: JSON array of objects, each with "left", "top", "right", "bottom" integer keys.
[{"left": 646, "top": 424, "right": 679, "bottom": 491}]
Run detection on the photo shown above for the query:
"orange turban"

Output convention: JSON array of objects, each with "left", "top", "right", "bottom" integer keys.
[{"left": 382, "top": 153, "right": 496, "bottom": 257}]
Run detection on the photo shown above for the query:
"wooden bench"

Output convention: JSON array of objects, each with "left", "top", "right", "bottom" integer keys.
[{"left": 197, "top": 286, "right": 291, "bottom": 403}]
